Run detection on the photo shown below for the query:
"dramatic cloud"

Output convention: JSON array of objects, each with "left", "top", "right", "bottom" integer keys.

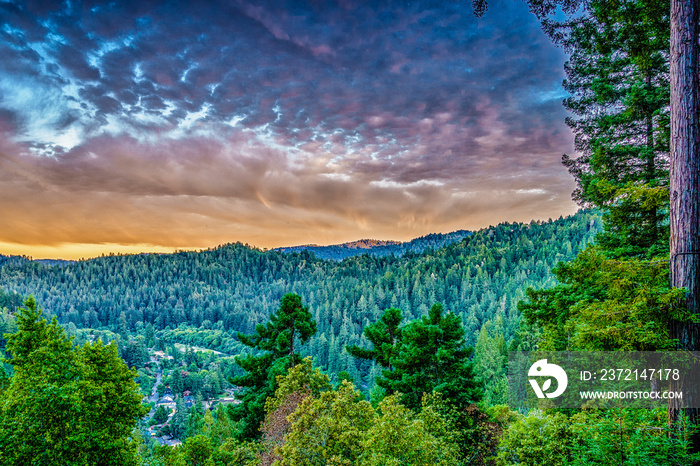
[{"left": 0, "top": 0, "right": 577, "bottom": 258}]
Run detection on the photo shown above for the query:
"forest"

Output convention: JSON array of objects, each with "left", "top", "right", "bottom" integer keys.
[
  {"left": 0, "top": 210, "right": 599, "bottom": 387},
  {"left": 2, "top": 0, "right": 700, "bottom": 464}
]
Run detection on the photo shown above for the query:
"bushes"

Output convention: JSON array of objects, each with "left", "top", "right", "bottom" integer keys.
[{"left": 496, "top": 408, "right": 700, "bottom": 466}]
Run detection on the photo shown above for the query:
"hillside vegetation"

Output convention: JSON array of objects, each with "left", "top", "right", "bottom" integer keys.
[{"left": 0, "top": 211, "right": 600, "bottom": 383}]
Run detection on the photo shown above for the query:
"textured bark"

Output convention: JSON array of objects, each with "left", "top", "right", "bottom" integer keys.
[
  {"left": 669, "top": 0, "right": 700, "bottom": 351},
  {"left": 668, "top": 0, "right": 700, "bottom": 443}
]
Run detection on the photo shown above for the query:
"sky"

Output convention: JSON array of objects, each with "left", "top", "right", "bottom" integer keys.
[{"left": 0, "top": 0, "right": 578, "bottom": 259}]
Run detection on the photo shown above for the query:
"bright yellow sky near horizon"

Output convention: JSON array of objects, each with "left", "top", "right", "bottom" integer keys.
[{"left": 0, "top": 201, "right": 579, "bottom": 261}]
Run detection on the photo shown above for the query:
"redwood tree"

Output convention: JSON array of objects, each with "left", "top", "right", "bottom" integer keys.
[{"left": 668, "top": 0, "right": 700, "bottom": 435}]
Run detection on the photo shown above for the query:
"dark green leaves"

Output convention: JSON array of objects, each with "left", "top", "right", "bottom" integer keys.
[
  {"left": 346, "top": 307, "right": 402, "bottom": 370},
  {"left": 349, "top": 303, "right": 481, "bottom": 412},
  {"left": 230, "top": 293, "right": 317, "bottom": 440}
]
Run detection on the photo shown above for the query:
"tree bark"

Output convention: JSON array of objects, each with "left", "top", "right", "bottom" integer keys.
[{"left": 669, "top": 0, "right": 700, "bottom": 447}]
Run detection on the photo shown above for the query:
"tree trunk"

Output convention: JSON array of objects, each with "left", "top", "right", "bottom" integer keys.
[{"left": 668, "top": 0, "right": 700, "bottom": 449}]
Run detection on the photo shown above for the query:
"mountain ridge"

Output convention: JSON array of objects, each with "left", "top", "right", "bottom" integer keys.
[
  {"left": 275, "top": 230, "right": 472, "bottom": 260},
  {"left": 0, "top": 231, "right": 472, "bottom": 263}
]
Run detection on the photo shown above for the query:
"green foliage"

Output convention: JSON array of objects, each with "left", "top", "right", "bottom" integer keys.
[
  {"left": 518, "top": 0, "right": 681, "bottom": 355},
  {"left": 362, "top": 303, "right": 482, "bottom": 412},
  {"left": 496, "top": 410, "right": 574, "bottom": 466},
  {"left": 0, "top": 286, "right": 22, "bottom": 313},
  {"left": 275, "top": 381, "right": 375, "bottom": 466},
  {"left": 276, "top": 231, "right": 472, "bottom": 260},
  {"left": 258, "top": 358, "right": 332, "bottom": 465},
  {"left": 186, "top": 405, "right": 205, "bottom": 440},
  {"left": 520, "top": 247, "right": 690, "bottom": 350},
  {"left": 569, "top": 408, "right": 700, "bottom": 465},
  {"left": 359, "top": 394, "right": 460, "bottom": 466},
  {"left": 530, "top": 0, "right": 670, "bottom": 259},
  {"left": 474, "top": 317, "right": 509, "bottom": 406},
  {"left": 0, "top": 212, "right": 600, "bottom": 385},
  {"left": 169, "top": 396, "right": 189, "bottom": 441},
  {"left": 75, "top": 339, "right": 150, "bottom": 460},
  {"left": 121, "top": 336, "right": 150, "bottom": 369},
  {"left": 213, "top": 438, "right": 260, "bottom": 466},
  {"left": 182, "top": 435, "right": 213, "bottom": 466},
  {"left": 264, "top": 357, "right": 331, "bottom": 416},
  {"left": 0, "top": 215, "right": 608, "bottom": 460},
  {"left": 231, "top": 293, "right": 317, "bottom": 440},
  {"left": 496, "top": 407, "right": 700, "bottom": 466},
  {"left": 151, "top": 436, "right": 260, "bottom": 466},
  {"left": 210, "top": 404, "right": 236, "bottom": 448},
  {"left": 153, "top": 405, "right": 171, "bottom": 425},
  {"left": 0, "top": 287, "right": 20, "bottom": 360},
  {"left": 0, "top": 297, "right": 148, "bottom": 465},
  {"left": 346, "top": 307, "right": 402, "bottom": 370},
  {"left": 274, "top": 380, "right": 465, "bottom": 466}
]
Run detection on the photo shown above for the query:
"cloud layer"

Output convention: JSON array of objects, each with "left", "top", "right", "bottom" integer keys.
[{"left": 0, "top": 0, "right": 577, "bottom": 258}]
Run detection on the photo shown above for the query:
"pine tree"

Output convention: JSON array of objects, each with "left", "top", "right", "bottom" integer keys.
[
  {"left": 474, "top": 318, "right": 508, "bottom": 406},
  {"left": 210, "top": 404, "right": 235, "bottom": 447},
  {"left": 153, "top": 405, "right": 170, "bottom": 425},
  {"left": 230, "top": 293, "right": 316, "bottom": 440},
  {"left": 535, "top": 0, "right": 671, "bottom": 258},
  {"left": 170, "top": 395, "right": 188, "bottom": 440},
  {"left": 382, "top": 304, "right": 481, "bottom": 411},
  {"left": 346, "top": 307, "right": 402, "bottom": 370},
  {"left": 186, "top": 404, "right": 204, "bottom": 440},
  {"left": 518, "top": 0, "right": 685, "bottom": 349}
]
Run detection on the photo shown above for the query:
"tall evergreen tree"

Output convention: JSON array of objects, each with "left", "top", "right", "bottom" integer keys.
[
  {"left": 170, "top": 395, "right": 188, "bottom": 440},
  {"left": 346, "top": 307, "right": 402, "bottom": 370},
  {"left": 383, "top": 303, "right": 481, "bottom": 411},
  {"left": 351, "top": 304, "right": 481, "bottom": 411},
  {"left": 668, "top": 0, "right": 700, "bottom": 440},
  {"left": 230, "top": 293, "right": 316, "bottom": 440},
  {"left": 474, "top": 318, "right": 509, "bottom": 406},
  {"left": 528, "top": 0, "right": 671, "bottom": 259}
]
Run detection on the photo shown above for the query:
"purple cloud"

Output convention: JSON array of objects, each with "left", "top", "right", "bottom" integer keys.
[{"left": 0, "top": 0, "right": 578, "bottom": 255}]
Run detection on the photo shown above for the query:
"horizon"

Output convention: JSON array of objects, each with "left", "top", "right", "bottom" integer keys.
[
  {"left": 1, "top": 0, "right": 578, "bottom": 260},
  {"left": 4, "top": 210, "right": 583, "bottom": 261}
]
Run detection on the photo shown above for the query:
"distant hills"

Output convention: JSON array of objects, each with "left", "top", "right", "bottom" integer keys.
[
  {"left": 0, "top": 255, "right": 73, "bottom": 268},
  {"left": 275, "top": 230, "right": 472, "bottom": 260},
  {"left": 0, "top": 210, "right": 601, "bottom": 372},
  {"left": 0, "top": 232, "right": 472, "bottom": 265}
]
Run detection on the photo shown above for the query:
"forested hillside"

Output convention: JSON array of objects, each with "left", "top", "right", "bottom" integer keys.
[
  {"left": 3, "top": 0, "right": 700, "bottom": 461},
  {"left": 274, "top": 230, "right": 472, "bottom": 260},
  {"left": 0, "top": 210, "right": 600, "bottom": 381}
]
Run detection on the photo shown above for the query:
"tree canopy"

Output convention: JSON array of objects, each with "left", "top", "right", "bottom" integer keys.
[
  {"left": 0, "top": 297, "right": 147, "bottom": 466},
  {"left": 230, "top": 293, "right": 316, "bottom": 440}
]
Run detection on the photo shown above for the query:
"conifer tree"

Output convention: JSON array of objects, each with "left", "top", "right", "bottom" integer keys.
[
  {"left": 528, "top": 0, "right": 671, "bottom": 259},
  {"left": 230, "top": 293, "right": 316, "bottom": 440},
  {"left": 346, "top": 307, "right": 402, "bottom": 370},
  {"left": 474, "top": 318, "right": 509, "bottom": 405},
  {"left": 170, "top": 395, "right": 188, "bottom": 440},
  {"left": 350, "top": 304, "right": 481, "bottom": 411},
  {"left": 383, "top": 303, "right": 481, "bottom": 411},
  {"left": 516, "top": 0, "right": 684, "bottom": 351},
  {"left": 210, "top": 404, "right": 235, "bottom": 447}
]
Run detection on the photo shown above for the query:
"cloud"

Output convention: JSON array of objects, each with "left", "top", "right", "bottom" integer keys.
[{"left": 0, "top": 0, "right": 578, "bottom": 257}]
